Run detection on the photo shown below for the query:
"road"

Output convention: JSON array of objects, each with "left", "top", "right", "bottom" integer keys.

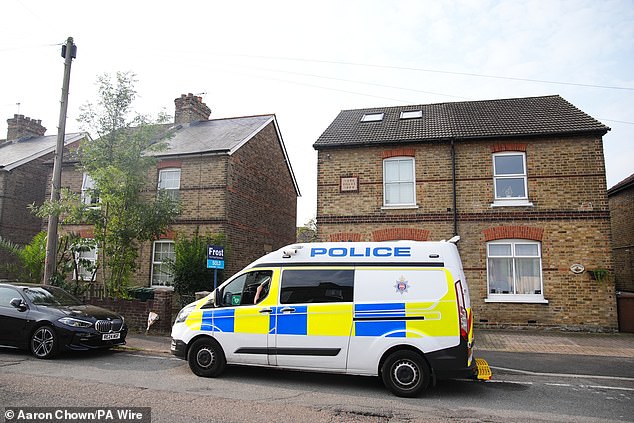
[{"left": 0, "top": 347, "right": 632, "bottom": 423}]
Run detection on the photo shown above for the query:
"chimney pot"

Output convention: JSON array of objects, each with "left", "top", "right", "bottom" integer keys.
[
  {"left": 174, "top": 93, "right": 211, "bottom": 125},
  {"left": 6, "top": 114, "right": 46, "bottom": 140}
]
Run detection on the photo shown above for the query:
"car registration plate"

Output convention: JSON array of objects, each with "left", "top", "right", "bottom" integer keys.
[{"left": 102, "top": 333, "right": 121, "bottom": 341}]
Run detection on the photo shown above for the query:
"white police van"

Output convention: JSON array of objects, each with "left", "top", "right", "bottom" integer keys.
[{"left": 171, "top": 240, "right": 491, "bottom": 397}]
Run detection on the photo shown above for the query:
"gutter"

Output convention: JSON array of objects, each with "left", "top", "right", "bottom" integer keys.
[{"left": 451, "top": 138, "right": 458, "bottom": 236}]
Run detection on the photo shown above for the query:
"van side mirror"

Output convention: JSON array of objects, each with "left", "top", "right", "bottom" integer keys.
[{"left": 10, "top": 298, "right": 27, "bottom": 311}]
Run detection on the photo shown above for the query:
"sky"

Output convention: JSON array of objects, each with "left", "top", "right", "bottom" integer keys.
[{"left": 1, "top": 0, "right": 633, "bottom": 226}]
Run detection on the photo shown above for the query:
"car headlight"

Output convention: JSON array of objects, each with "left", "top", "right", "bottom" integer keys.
[
  {"left": 59, "top": 317, "right": 93, "bottom": 328},
  {"left": 174, "top": 303, "right": 196, "bottom": 324}
]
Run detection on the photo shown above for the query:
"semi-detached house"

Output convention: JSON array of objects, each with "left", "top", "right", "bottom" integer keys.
[
  {"left": 0, "top": 115, "right": 87, "bottom": 278},
  {"left": 314, "top": 95, "right": 616, "bottom": 330},
  {"left": 55, "top": 94, "right": 300, "bottom": 287}
]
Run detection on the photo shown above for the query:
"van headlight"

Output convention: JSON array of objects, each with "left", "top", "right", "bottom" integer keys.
[
  {"left": 59, "top": 317, "right": 93, "bottom": 328},
  {"left": 174, "top": 303, "right": 196, "bottom": 324}
]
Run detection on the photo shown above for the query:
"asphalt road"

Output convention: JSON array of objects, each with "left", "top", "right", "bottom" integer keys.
[{"left": 0, "top": 348, "right": 632, "bottom": 423}]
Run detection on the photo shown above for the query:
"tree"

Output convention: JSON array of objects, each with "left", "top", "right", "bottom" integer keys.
[
  {"left": 36, "top": 72, "right": 179, "bottom": 297},
  {"left": 296, "top": 218, "right": 318, "bottom": 242},
  {"left": 169, "top": 229, "right": 227, "bottom": 303},
  {"left": 0, "top": 232, "right": 47, "bottom": 283}
]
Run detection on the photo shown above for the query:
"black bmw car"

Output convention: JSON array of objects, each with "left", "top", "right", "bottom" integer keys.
[{"left": 0, "top": 282, "right": 127, "bottom": 358}]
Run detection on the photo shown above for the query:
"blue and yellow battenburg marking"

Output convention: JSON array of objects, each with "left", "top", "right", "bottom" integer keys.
[{"left": 187, "top": 300, "right": 455, "bottom": 338}]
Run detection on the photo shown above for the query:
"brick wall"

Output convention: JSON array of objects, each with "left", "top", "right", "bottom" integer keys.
[
  {"left": 316, "top": 134, "right": 616, "bottom": 330},
  {"left": 57, "top": 122, "right": 297, "bottom": 288},
  {"left": 609, "top": 183, "right": 634, "bottom": 292},
  {"left": 0, "top": 155, "right": 53, "bottom": 279},
  {"left": 226, "top": 121, "right": 298, "bottom": 276},
  {"left": 85, "top": 288, "right": 173, "bottom": 334}
]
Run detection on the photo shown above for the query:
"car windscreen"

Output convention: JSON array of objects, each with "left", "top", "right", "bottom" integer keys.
[{"left": 23, "top": 286, "right": 83, "bottom": 306}]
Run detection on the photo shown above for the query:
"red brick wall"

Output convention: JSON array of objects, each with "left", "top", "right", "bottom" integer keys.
[
  {"left": 86, "top": 288, "right": 173, "bottom": 334},
  {"left": 0, "top": 154, "right": 53, "bottom": 279}
]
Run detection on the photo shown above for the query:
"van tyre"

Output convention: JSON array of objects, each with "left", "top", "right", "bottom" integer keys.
[
  {"left": 187, "top": 338, "right": 226, "bottom": 377},
  {"left": 381, "top": 350, "right": 430, "bottom": 397},
  {"left": 31, "top": 325, "right": 57, "bottom": 359}
]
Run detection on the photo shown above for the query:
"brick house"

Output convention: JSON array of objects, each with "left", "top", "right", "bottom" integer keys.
[
  {"left": 313, "top": 95, "right": 616, "bottom": 330},
  {"left": 57, "top": 94, "right": 299, "bottom": 287},
  {"left": 0, "top": 115, "right": 87, "bottom": 278},
  {"left": 608, "top": 173, "right": 634, "bottom": 332}
]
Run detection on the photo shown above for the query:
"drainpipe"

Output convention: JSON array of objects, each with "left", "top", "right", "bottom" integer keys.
[{"left": 451, "top": 138, "right": 458, "bottom": 236}]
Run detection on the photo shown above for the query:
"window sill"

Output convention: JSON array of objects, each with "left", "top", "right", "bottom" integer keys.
[
  {"left": 490, "top": 200, "right": 534, "bottom": 208},
  {"left": 381, "top": 205, "right": 419, "bottom": 210},
  {"left": 485, "top": 296, "right": 548, "bottom": 304}
]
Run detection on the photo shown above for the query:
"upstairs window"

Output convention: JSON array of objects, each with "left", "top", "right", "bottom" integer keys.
[
  {"left": 400, "top": 110, "right": 422, "bottom": 119},
  {"left": 361, "top": 112, "right": 384, "bottom": 122},
  {"left": 493, "top": 152, "right": 531, "bottom": 206},
  {"left": 383, "top": 157, "right": 416, "bottom": 207},
  {"left": 81, "top": 173, "right": 99, "bottom": 206},
  {"left": 158, "top": 168, "right": 181, "bottom": 201}
]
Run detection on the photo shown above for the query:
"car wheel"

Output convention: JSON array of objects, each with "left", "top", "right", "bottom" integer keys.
[
  {"left": 187, "top": 337, "right": 226, "bottom": 377},
  {"left": 381, "top": 350, "right": 430, "bottom": 397},
  {"left": 31, "top": 325, "right": 58, "bottom": 359}
]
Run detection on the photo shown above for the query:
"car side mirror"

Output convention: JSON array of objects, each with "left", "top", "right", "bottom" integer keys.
[{"left": 10, "top": 298, "right": 27, "bottom": 311}]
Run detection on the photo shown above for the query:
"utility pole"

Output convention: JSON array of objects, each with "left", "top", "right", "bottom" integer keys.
[{"left": 43, "top": 37, "right": 76, "bottom": 283}]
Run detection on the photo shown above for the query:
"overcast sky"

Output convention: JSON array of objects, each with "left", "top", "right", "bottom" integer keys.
[{"left": 1, "top": 0, "right": 633, "bottom": 225}]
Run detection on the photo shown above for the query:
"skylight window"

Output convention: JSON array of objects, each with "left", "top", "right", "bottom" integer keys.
[
  {"left": 400, "top": 110, "right": 423, "bottom": 119},
  {"left": 361, "top": 113, "right": 384, "bottom": 122}
]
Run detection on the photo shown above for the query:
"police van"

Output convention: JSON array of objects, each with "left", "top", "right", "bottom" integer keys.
[{"left": 171, "top": 240, "right": 491, "bottom": 397}]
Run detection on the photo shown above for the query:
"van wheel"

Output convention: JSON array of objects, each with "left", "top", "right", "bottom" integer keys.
[
  {"left": 381, "top": 350, "right": 430, "bottom": 397},
  {"left": 187, "top": 338, "right": 226, "bottom": 377}
]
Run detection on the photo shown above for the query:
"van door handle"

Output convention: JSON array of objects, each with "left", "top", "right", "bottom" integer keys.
[
  {"left": 259, "top": 308, "right": 273, "bottom": 314},
  {"left": 280, "top": 307, "right": 295, "bottom": 313}
]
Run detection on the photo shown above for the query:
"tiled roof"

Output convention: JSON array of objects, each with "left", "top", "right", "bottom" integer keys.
[
  {"left": 608, "top": 173, "right": 634, "bottom": 195},
  {"left": 156, "top": 115, "right": 275, "bottom": 157},
  {"left": 0, "top": 133, "right": 87, "bottom": 171},
  {"left": 314, "top": 95, "right": 609, "bottom": 148}
]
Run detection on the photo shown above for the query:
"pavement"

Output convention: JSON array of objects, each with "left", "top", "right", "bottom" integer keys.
[{"left": 119, "top": 329, "right": 634, "bottom": 358}]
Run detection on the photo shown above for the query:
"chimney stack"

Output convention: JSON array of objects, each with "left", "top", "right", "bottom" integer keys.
[
  {"left": 174, "top": 93, "right": 211, "bottom": 125},
  {"left": 7, "top": 114, "right": 47, "bottom": 140}
]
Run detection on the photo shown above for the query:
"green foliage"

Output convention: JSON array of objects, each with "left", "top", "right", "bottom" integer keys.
[
  {"left": 31, "top": 72, "right": 179, "bottom": 298},
  {"left": 0, "top": 232, "right": 46, "bottom": 283},
  {"left": 170, "top": 230, "right": 227, "bottom": 297},
  {"left": 296, "top": 218, "right": 318, "bottom": 243},
  {"left": 589, "top": 268, "right": 610, "bottom": 283}
]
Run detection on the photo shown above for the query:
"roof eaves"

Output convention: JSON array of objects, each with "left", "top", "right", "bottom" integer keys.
[
  {"left": 4, "top": 132, "right": 88, "bottom": 171},
  {"left": 608, "top": 173, "right": 634, "bottom": 196}
]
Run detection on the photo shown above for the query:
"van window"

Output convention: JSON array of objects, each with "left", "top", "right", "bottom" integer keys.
[
  {"left": 218, "top": 270, "right": 273, "bottom": 306},
  {"left": 280, "top": 269, "right": 353, "bottom": 304}
]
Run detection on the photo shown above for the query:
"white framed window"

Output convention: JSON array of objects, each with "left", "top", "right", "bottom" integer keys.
[
  {"left": 151, "top": 240, "right": 175, "bottom": 287},
  {"left": 486, "top": 240, "right": 547, "bottom": 303},
  {"left": 158, "top": 168, "right": 181, "bottom": 201},
  {"left": 74, "top": 240, "right": 97, "bottom": 281},
  {"left": 361, "top": 112, "right": 384, "bottom": 122},
  {"left": 492, "top": 152, "right": 532, "bottom": 206},
  {"left": 81, "top": 173, "right": 99, "bottom": 206},
  {"left": 383, "top": 157, "right": 416, "bottom": 207},
  {"left": 400, "top": 110, "right": 422, "bottom": 119}
]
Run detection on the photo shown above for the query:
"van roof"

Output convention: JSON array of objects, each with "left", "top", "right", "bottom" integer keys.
[{"left": 247, "top": 241, "right": 461, "bottom": 268}]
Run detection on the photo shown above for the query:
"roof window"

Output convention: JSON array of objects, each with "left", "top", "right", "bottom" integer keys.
[
  {"left": 400, "top": 110, "right": 423, "bottom": 119},
  {"left": 361, "top": 113, "right": 384, "bottom": 122}
]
